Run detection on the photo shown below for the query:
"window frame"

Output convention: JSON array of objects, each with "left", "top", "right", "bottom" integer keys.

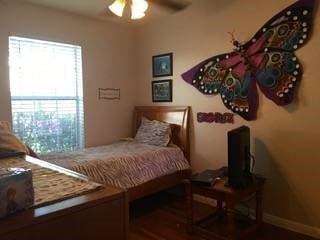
[{"left": 8, "top": 36, "right": 85, "bottom": 153}]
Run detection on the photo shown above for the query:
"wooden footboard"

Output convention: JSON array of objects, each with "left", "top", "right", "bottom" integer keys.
[{"left": 0, "top": 183, "right": 128, "bottom": 240}]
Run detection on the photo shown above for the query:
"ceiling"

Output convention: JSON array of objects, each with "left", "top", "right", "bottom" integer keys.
[{"left": 18, "top": 0, "right": 192, "bottom": 24}]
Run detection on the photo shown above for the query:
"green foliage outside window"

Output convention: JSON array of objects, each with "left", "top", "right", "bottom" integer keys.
[{"left": 12, "top": 111, "right": 79, "bottom": 153}]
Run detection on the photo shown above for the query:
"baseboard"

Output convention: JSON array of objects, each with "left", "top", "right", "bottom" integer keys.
[
  {"left": 263, "top": 213, "right": 320, "bottom": 239},
  {"left": 193, "top": 196, "right": 320, "bottom": 239},
  {"left": 237, "top": 205, "right": 320, "bottom": 239}
]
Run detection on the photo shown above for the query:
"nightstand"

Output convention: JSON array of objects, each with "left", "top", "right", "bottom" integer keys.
[{"left": 185, "top": 175, "right": 265, "bottom": 240}]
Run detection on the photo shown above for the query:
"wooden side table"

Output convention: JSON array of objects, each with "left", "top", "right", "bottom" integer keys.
[{"left": 185, "top": 176, "right": 265, "bottom": 240}]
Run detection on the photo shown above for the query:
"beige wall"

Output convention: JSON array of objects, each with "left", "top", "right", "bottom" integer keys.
[
  {"left": 0, "top": 0, "right": 137, "bottom": 147},
  {"left": 136, "top": 0, "right": 320, "bottom": 227}
]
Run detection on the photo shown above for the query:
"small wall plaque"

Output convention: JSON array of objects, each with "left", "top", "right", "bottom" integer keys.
[{"left": 98, "top": 88, "right": 120, "bottom": 100}]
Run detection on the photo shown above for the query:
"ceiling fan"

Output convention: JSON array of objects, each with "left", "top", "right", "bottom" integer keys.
[{"left": 108, "top": 0, "right": 190, "bottom": 20}]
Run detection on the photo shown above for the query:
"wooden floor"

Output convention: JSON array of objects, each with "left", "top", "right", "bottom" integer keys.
[{"left": 129, "top": 192, "right": 317, "bottom": 240}]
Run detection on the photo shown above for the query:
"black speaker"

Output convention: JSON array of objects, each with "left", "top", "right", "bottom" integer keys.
[{"left": 227, "top": 126, "right": 252, "bottom": 188}]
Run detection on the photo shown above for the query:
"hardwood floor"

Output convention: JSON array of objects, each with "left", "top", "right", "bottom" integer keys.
[{"left": 129, "top": 192, "right": 317, "bottom": 240}]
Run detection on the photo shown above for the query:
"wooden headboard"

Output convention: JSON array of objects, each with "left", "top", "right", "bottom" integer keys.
[{"left": 133, "top": 106, "right": 190, "bottom": 162}]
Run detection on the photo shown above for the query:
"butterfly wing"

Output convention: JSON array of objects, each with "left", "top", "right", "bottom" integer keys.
[
  {"left": 182, "top": 52, "right": 259, "bottom": 120},
  {"left": 218, "top": 62, "right": 259, "bottom": 120},
  {"left": 244, "top": 0, "right": 315, "bottom": 106},
  {"left": 181, "top": 52, "right": 237, "bottom": 95},
  {"left": 252, "top": 51, "right": 302, "bottom": 105},
  {"left": 245, "top": 0, "right": 314, "bottom": 55}
]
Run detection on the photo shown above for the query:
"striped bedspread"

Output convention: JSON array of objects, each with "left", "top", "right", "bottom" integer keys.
[{"left": 40, "top": 141, "right": 190, "bottom": 189}]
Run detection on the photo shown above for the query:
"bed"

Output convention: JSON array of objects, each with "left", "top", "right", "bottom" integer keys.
[{"left": 41, "top": 106, "right": 191, "bottom": 201}]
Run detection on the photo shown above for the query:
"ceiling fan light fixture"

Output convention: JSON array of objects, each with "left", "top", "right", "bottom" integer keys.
[
  {"left": 131, "top": 0, "right": 148, "bottom": 19},
  {"left": 108, "top": 0, "right": 126, "bottom": 17},
  {"left": 131, "top": 9, "right": 145, "bottom": 19}
]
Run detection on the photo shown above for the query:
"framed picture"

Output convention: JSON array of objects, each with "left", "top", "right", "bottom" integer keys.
[
  {"left": 152, "top": 53, "right": 173, "bottom": 77},
  {"left": 152, "top": 80, "right": 172, "bottom": 102}
]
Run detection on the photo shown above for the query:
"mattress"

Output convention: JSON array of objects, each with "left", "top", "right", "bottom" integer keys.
[{"left": 40, "top": 141, "right": 190, "bottom": 189}]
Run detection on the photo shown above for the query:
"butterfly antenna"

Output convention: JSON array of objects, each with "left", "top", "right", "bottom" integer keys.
[
  {"left": 227, "top": 30, "right": 236, "bottom": 43},
  {"left": 228, "top": 30, "right": 240, "bottom": 48}
]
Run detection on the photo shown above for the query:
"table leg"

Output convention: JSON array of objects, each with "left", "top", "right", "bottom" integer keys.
[
  {"left": 256, "top": 188, "right": 263, "bottom": 225},
  {"left": 216, "top": 200, "right": 224, "bottom": 221},
  {"left": 226, "top": 198, "right": 237, "bottom": 240},
  {"left": 184, "top": 180, "right": 193, "bottom": 234}
]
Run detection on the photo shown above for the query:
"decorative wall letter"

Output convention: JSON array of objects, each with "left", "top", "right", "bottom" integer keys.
[{"left": 197, "top": 112, "right": 234, "bottom": 124}]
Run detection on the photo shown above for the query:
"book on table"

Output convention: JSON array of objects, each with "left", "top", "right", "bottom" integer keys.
[{"left": 190, "top": 167, "right": 228, "bottom": 186}]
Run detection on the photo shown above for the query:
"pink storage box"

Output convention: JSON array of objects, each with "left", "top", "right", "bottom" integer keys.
[{"left": 0, "top": 168, "right": 34, "bottom": 218}]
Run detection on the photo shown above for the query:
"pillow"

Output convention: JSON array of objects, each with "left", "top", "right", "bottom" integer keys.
[
  {"left": 134, "top": 117, "right": 171, "bottom": 147},
  {"left": 0, "top": 121, "right": 30, "bottom": 155}
]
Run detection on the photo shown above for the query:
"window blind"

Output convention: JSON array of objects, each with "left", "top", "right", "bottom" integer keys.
[{"left": 9, "top": 36, "right": 84, "bottom": 153}]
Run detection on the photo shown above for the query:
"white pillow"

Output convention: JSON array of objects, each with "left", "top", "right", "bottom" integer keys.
[{"left": 134, "top": 117, "right": 171, "bottom": 147}]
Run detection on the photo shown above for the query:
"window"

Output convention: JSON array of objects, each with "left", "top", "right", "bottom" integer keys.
[{"left": 9, "top": 36, "right": 84, "bottom": 153}]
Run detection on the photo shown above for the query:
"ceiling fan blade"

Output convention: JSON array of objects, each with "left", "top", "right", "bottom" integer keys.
[{"left": 150, "top": 0, "right": 190, "bottom": 11}]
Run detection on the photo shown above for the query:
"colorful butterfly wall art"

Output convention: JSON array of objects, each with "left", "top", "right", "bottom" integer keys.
[{"left": 181, "top": 0, "right": 315, "bottom": 120}]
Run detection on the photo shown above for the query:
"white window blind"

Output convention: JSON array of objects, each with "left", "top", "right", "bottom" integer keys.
[{"left": 9, "top": 36, "right": 84, "bottom": 153}]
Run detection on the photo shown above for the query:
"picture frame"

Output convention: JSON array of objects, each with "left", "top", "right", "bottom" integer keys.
[
  {"left": 152, "top": 53, "right": 173, "bottom": 77},
  {"left": 152, "top": 80, "right": 172, "bottom": 102}
]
